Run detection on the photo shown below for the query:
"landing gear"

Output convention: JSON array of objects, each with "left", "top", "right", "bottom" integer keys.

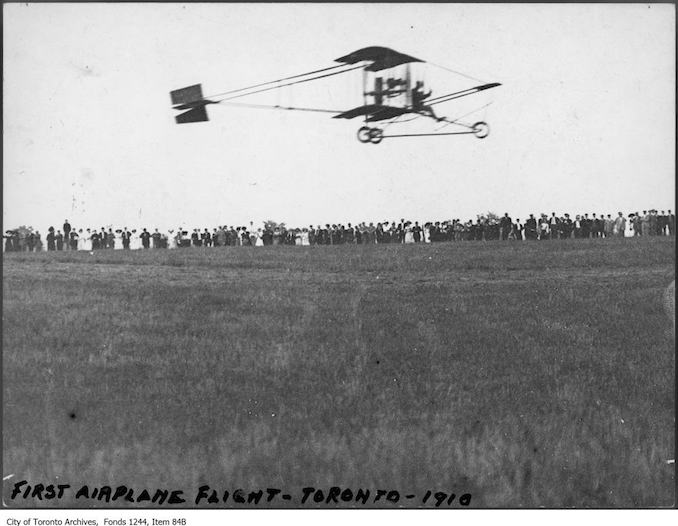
[
  {"left": 357, "top": 126, "right": 384, "bottom": 144},
  {"left": 368, "top": 127, "right": 383, "bottom": 144},
  {"left": 357, "top": 126, "right": 372, "bottom": 143},
  {"left": 358, "top": 122, "right": 490, "bottom": 142},
  {"left": 472, "top": 121, "right": 490, "bottom": 139}
]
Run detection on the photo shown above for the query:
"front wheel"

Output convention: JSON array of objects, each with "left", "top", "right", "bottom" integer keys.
[{"left": 473, "top": 121, "right": 490, "bottom": 139}]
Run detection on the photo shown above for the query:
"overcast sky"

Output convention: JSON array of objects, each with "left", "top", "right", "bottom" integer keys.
[{"left": 3, "top": 3, "right": 675, "bottom": 232}]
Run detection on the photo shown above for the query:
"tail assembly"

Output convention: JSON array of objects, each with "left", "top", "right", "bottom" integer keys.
[{"left": 170, "top": 84, "right": 216, "bottom": 124}]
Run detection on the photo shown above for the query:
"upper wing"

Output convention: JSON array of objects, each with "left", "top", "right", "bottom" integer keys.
[{"left": 335, "top": 46, "right": 424, "bottom": 72}]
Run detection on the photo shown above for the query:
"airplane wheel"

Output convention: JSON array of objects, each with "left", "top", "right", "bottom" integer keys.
[
  {"left": 369, "top": 128, "right": 384, "bottom": 144},
  {"left": 473, "top": 121, "right": 490, "bottom": 139},
  {"left": 357, "top": 126, "right": 372, "bottom": 143}
]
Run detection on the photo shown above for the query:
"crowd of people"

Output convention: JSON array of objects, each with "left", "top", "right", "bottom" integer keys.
[{"left": 4, "top": 210, "right": 675, "bottom": 252}]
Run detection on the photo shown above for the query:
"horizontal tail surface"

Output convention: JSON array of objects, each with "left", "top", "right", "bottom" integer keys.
[{"left": 171, "top": 84, "right": 215, "bottom": 123}]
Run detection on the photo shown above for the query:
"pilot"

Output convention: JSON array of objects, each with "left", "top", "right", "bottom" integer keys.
[{"left": 411, "top": 81, "right": 442, "bottom": 121}]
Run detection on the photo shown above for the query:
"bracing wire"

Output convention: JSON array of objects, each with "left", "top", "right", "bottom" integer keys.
[
  {"left": 427, "top": 61, "right": 488, "bottom": 85},
  {"left": 434, "top": 102, "right": 494, "bottom": 131},
  {"left": 214, "top": 64, "right": 366, "bottom": 103},
  {"left": 215, "top": 101, "right": 342, "bottom": 114},
  {"left": 381, "top": 114, "right": 420, "bottom": 129},
  {"left": 203, "top": 64, "right": 350, "bottom": 100}
]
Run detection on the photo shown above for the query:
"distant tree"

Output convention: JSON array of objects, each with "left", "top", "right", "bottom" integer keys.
[
  {"left": 3, "top": 225, "right": 34, "bottom": 251},
  {"left": 11, "top": 225, "right": 34, "bottom": 236},
  {"left": 264, "top": 220, "right": 286, "bottom": 232}
]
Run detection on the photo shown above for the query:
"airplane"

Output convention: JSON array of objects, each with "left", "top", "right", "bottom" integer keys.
[{"left": 170, "top": 46, "right": 501, "bottom": 144}]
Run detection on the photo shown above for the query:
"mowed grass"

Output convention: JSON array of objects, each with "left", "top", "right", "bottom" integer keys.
[{"left": 2, "top": 237, "right": 675, "bottom": 508}]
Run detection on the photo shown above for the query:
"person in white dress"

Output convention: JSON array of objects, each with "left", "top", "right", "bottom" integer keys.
[
  {"left": 114, "top": 230, "right": 124, "bottom": 250},
  {"left": 255, "top": 229, "right": 264, "bottom": 247},
  {"left": 404, "top": 225, "right": 415, "bottom": 244},
  {"left": 167, "top": 230, "right": 177, "bottom": 249},
  {"left": 130, "top": 229, "right": 142, "bottom": 250},
  {"left": 301, "top": 228, "right": 310, "bottom": 246},
  {"left": 80, "top": 229, "right": 92, "bottom": 251},
  {"left": 423, "top": 224, "right": 431, "bottom": 243}
]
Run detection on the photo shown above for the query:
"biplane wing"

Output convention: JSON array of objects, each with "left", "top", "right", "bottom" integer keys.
[
  {"left": 332, "top": 104, "right": 411, "bottom": 121},
  {"left": 335, "top": 46, "right": 423, "bottom": 71}
]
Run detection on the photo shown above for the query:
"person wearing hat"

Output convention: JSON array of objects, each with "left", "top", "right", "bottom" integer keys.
[
  {"left": 45, "top": 227, "right": 55, "bottom": 251},
  {"left": 630, "top": 213, "right": 640, "bottom": 236},
  {"left": 640, "top": 211, "right": 650, "bottom": 236},
  {"left": 374, "top": 223, "right": 383, "bottom": 244},
  {"left": 318, "top": 224, "right": 332, "bottom": 245},
  {"left": 203, "top": 228, "right": 212, "bottom": 247},
  {"left": 4, "top": 230, "right": 14, "bottom": 252},
  {"left": 63, "top": 220, "right": 71, "bottom": 250},
  {"left": 344, "top": 223, "right": 354, "bottom": 244},
  {"left": 413, "top": 221, "right": 422, "bottom": 243},
  {"left": 659, "top": 211, "right": 669, "bottom": 236},
  {"left": 353, "top": 224, "right": 361, "bottom": 245},
  {"left": 25, "top": 231, "right": 35, "bottom": 252},
  {"left": 55, "top": 230, "right": 64, "bottom": 251},
  {"left": 603, "top": 214, "right": 613, "bottom": 238},
  {"left": 121, "top": 228, "right": 131, "bottom": 250},
  {"left": 523, "top": 214, "right": 536, "bottom": 240},
  {"left": 106, "top": 228, "right": 115, "bottom": 249},
  {"left": 559, "top": 214, "right": 571, "bottom": 239},
  {"left": 140, "top": 228, "right": 151, "bottom": 249},
  {"left": 89, "top": 229, "right": 98, "bottom": 250},
  {"left": 69, "top": 229, "right": 79, "bottom": 251},
  {"left": 150, "top": 228, "right": 161, "bottom": 249},
  {"left": 651, "top": 210, "right": 659, "bottom": 235},
  {"left": 34, "top": 231, "right": 43, "bottom": 251},
  {"left": 579, "top": 214, "right": 589, "bottom": 238},
  {"left": 97, "top": 229, "right": 105, "bottom": 250},
  {"left": 499, "top": 213, "right": 512, "bottom": 241},
  {"left": 216, "top": 226, "right": 227, "bottom": 247},
  {"left": 511, "top": 219, "right": 523, "bottom": 240},
  {"left": 614, "top": 212, "right": 626, "bottom": 238},
  {"left": 588, "top": 213, "right": 597, "bottom": 238},
  {"left": 171, "top": 228, "right": 181, "bottom": 249}
]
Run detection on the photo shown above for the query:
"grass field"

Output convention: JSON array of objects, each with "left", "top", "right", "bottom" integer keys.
[{"left": 2, "top": 237, "right": 675, "bottom": 508}]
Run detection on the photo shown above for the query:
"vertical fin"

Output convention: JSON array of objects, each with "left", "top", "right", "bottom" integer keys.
[{"left": 175, "top": 106, "right": 209, "bottom": 124}]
